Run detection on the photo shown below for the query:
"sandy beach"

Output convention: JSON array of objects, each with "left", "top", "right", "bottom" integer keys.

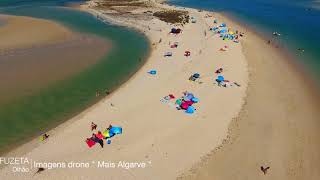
[
  {"left": 179, "top": 13, "right": 320, "bottom": 180},
  {"left": 0, "top": 0, "right": 319, "bottom": 180}
]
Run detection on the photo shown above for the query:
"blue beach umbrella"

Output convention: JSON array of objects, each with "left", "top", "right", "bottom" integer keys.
[
  {"left": 217, "top": 75, "right": 224, "bottom": 82},
  {"left": 110, "top": 126, "right": 122, "bottom": 135},
  {"left": 193, "top": 73, "right": 200, "bottom": 78}
]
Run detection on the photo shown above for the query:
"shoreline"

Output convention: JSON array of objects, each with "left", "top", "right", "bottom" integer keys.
[
  {"left": 0, "top": 14, "right": 112, "bottom": 155},
  {"left": 0, "top": 0, "right": 319, "bottom": 179},
  {"left": 176, "top": 6, "right": 320, "bottom": 180}
]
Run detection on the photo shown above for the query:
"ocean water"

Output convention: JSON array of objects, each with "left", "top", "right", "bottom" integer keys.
[
  {"left": 0, "top": 1, "right": 149, "bottom": 152},
  {"left": 169, "top": 0, "right": 320, "bottom": 86}
]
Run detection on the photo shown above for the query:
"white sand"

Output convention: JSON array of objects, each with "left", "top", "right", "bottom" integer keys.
[{"left": 0, "top": 2, "right": 248, "bottom": 180}]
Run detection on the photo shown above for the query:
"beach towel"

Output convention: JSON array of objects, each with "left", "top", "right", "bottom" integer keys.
[
  {"left": 169, "top": 94, "right": 175, "bottom": 99},
  {"left": 86, "top": 139, "right": 96, "bottom": 148}
]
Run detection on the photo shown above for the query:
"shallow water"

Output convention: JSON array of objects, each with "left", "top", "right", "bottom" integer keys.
[
  {"left": 169, "top": 0, "right": 320, "bottom": 87},
  {"left": 0, "top": 1, "right": 149, "bottom": 152}
]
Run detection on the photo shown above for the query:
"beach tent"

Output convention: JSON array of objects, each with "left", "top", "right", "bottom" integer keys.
[
  {"left": 148, "top": 70, "right": 157, "bottom": 75},
  {"left": 220, "top": 23, "right": 226, "bottom": 27},
  {"left": 220, "top": 29, "right": 228, "bottom": 33},
  {"left": 164, "top": 52, "right": 173, "bottom": 57},
  {"left": 216, "top": 75, "right": 225, "bottom": 82},
  {"left": 186, "top": 106, "right": 195, "bottom": 114},
  {"left": 110, "top": 126, "right": 122, "bottom": 135}
]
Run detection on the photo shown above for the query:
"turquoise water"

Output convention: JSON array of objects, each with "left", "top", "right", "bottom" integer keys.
[
  {"left": 169, "top": 0, "right": 320, "bottom": 87},
  {"left": 0, "top": 1, "right": 149, "bottom": 152}
]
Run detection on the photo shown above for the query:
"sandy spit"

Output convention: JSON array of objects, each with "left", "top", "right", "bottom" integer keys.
[{"left": 0, "top": 1, "right": 249, "bottom": 180}]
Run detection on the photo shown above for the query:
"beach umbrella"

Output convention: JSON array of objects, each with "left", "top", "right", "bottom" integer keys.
[
  {"left": 217, "top": 75, "right": 224, "bottom": 82},
  {"left": 191, "top": 97, "right": 199, "bottom": 103},
  {"left": 102, "top": 130, "right": 111, "bottom": 138},
  {"left": 193, "top": 73, "right": 200, "bottom": 78},
  {"left": 186, "top": 106, "right": 195, "bottom": 114},
  {"left": 148, "top": 70, "right": 157, "bottom": 75}
]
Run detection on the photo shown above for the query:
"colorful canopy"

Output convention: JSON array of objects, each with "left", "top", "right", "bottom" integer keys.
[
  {"left": 186, "top": 106, "right": 195, "bottom": 114},
  {"left": 110, "top": 126, "right": 122, "bottom": 135},
  {"left": 217, "top": 75, "right": 225, "bottom": 82},
  {"left": 191, "top": 97, "right": 199, "bottom": 103},
  {"left": 148, "top": 70, "right": 157, "bottom": 75},
  {"left": 102, "top": 130, "right": 111, "bottom": 138},
  {"left": 181, "top": 102, "right": 189, "bottom": 110},
  {"left": 175, "top": 99, "right": 182, "bottom": 105}
]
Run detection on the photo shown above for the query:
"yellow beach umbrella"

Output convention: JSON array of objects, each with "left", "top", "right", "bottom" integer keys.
[{"left": 103, "top": 130, "right": 110, "bottom": 138}]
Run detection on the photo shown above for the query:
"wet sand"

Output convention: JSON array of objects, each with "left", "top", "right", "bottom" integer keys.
[
  {"left": 0, "top": 15, "right": 73, "bottom": 50},
  {"left": 179, "top": 13, "right": 320, "bottom": 180},
  {"left": 0, "top": 15, "right": 110, "bottom": 105}
]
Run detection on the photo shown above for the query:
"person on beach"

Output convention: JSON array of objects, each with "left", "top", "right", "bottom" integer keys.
[
  {"left": 298, "top": 48, "right": 305, "bottom": 53},
  {"left": 96, "top": 91, "right": 100, "bottom": 97},
  {"left": 41, "top": 133, "right": 49, "bottom": 141},
  {"left": 91, "top": 122, "right": 97, "bottom": 131},
  {"left": 106, "top": 124, "right": 113, "bottom": 131},
  {"left": 260, "top": 166, "right": 270, "bottom": 175},
  {"left": 215, "top": 68, "right": 223, "bottom": 74}
]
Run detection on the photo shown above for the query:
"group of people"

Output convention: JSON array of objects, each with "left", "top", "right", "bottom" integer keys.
[{"left": 86, "top": 122, "right": 113, "bottom": 148}]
